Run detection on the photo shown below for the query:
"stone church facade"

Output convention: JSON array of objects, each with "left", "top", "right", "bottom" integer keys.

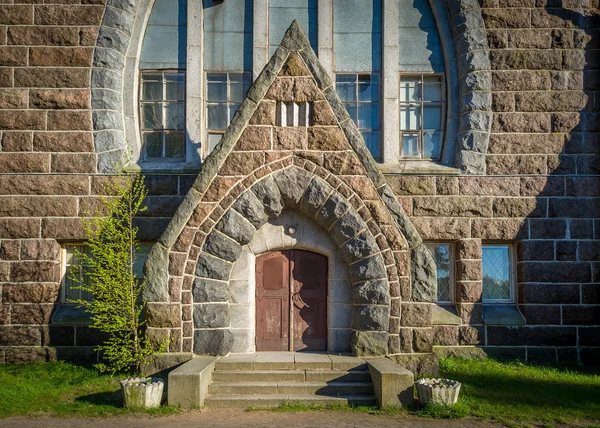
[{"left": 0, "top": 0, "right": 598, "bottom": 368}]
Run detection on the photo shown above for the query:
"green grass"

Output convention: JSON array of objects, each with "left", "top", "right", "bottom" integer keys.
[
  {"left": 259, "top": 358, "right": 600, "bottom": 428},
  {"left": 1, "top": 357, "right": 599, "bottom": 426},
  {"left": 0, "top": 361, "right": 180, "bottom": 418},
  {"left": 419, "top": 357, "right": 600, "bottom": 427}
]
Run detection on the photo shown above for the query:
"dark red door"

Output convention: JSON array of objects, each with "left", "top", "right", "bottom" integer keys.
[{"left": 256, "top": 250, "right": 327, "bottom": 351}]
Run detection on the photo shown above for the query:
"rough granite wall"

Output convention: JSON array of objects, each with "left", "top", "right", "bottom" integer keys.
[
  {"left": 399, "top": 0, "right": 599, "bottom": 366},
  {"left": 0, "top": 0, "right": 598, "bottom": 365}
]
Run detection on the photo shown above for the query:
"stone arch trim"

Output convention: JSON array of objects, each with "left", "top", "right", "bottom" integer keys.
[
  {"left": 441, "top": 0, "right": 493, "bottom": 175},
  {"left": 192, "top": 166, "right": 391, "bottom": 355},
  {"left": 91, "top": 0, "right": 154, "bottom": 172}
]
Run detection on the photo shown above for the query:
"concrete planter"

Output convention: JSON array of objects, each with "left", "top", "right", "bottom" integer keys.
[
  {"left": 120, "top": 377, "right": 164, "bottom": 408},
  {"left": 415, "top": 378, "right": 461, "bottom": 406}
]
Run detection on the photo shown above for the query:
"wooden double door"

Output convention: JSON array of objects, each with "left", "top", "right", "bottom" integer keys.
[{"left": 256, "top": 250, "right": 327, "bottom": 351}]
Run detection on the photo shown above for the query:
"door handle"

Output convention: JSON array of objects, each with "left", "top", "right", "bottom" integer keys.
[{"left": 292, "top": 292, "right": 310, "bottom": 308}]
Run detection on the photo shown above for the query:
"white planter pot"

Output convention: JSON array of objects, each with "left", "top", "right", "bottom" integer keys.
[
  {"left": 415, "top": 378, "right": 461, "bottom": 406},
  {"left": 120, "top": 377, "right": 164, "bottom": 408}
]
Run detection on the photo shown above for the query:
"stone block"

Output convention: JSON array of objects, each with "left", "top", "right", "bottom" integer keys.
[
  {"left": 249, "top": 101, "right": 276, "bottom": 126},
  {"left": 250, "top": 176, "right": 284, "bottom": 218},
  {"left": 487, "top": 326, "right": 576, "bottom": 347},
  {"left": 412, "top": 217, "right": 471, "bottom": 240},
  {"left": 352, "top": 280, "right": 389, "bottom": 305},
  {"left": 432, "top": 325, "right": 459, "bottom": 346},
  {"left": 413, "top": 196, "right": 492, "bottom": 217},
  {"left": 193, "top": 329, "right": 233, "bottom": 355},
  {"left": 389, "top": 353, "right": 439, "bottom": 377},
  {"left": 15, "top": 68, "right": 90, "bottom": 89},
  {"left": 168, "top": 356, "right": 218, "bottom": 408},
  {"left": 471, "top": 218, "right": 527, "bottom": 240},
  {"left": 349, "top": 254, "right": 387, "bottom": 282},
  {"left": 195, "top": 252, "right": 233, "bottom": 281},
  {"left": 367, "top": 358, "right": 414, "bottom": 408},
  {"left": 401, "top": 303, "right": 432, "bottom": 327},
  {"left": 146, "top": 303, "right": 181, "bottom": 328},
  {"left": 193, "top": 303, "right": 229, "bottom": 328},
  {"left": 312, "top": 100, "right": 337, "bottom": 126},
  {"left": 273, "top": 167, "right": 312, "bottom": 209},
  {"left": 192, "top": 278, "right": 228, "bottom": 303},
  {"left": 353, "top": 305, "right": 389, "bottom": 331},
  {"left": 235, "top": 126, "right": 271, "bottom": 151},
  {"left": 413, "top": 328, "right": 433, "bottom": 352},
  {"left": 323, "top": 152, "right": 364, "bottom": 175},
  {"left": 232, "top": 191, "right": 269, "bottom": 228},
  {"left": 351, "top": 331, "right": 388, "bottom": 357},
  {"left": 307, "top": 127, "right": 348, "bottom": 151},
  {"left": 459, "top": 326, "right": 484, "bottom": 345},
  {"left": 220, "top": 152, "right": 264, "bottom": 176},
  {"left": 265, "top": 77, "right": 294, "bottom": 102},
  {"left": 0, "top": 326, "right": 41, "bottom": 346},
  {"left": 10, "top": 261, "right": 59, "bottom": 283}
]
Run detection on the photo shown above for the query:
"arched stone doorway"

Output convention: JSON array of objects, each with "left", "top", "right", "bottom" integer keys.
[{"left": 228, "top": 210, "right": 353, "bottom": 353}]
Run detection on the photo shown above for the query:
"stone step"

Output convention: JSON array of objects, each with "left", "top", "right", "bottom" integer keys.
[
  {"left": 214, "top": 353, "right": 368, "bottom": 372},
  {"left": 212, "top": 369, "right": 371, "bottom": 383},
  {"left": 208, "top": 381, "right": 374, "bottom": 396},
  {"left": 204, "top": 394, "right": 377, "bottom": 408}
]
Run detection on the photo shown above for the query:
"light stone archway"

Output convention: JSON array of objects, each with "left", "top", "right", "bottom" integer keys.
[{"left": 226, "top": 210, "right": 353, "bottom": 353}]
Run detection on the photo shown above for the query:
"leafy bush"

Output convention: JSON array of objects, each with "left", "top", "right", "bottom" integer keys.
[{"left": 71, "top": 169, "right": 166, "bottom": 374}]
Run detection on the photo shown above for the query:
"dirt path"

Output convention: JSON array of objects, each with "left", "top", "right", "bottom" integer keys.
[{"left": 0, "top": 409, "right": 504, "bottom": 428}]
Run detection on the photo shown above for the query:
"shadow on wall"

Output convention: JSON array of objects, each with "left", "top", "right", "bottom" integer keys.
[{"left": 512, "top": 5, "right": 599, "bottom": 366}]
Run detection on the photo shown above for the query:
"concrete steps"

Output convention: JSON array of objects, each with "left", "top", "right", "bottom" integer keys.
[{"left": 204, "top": 353, "right": 377, "bottom": 408}]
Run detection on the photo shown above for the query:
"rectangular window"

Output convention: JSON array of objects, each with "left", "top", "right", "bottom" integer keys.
[
  {"left": 400, "top": 74, "right": 444, "bottom": 160},
  {"left": 336, "top": 74, "right": 381, "bottom": 161},
  {"left": 61, "top": 243, "right": 153, "bottom": 303},
  {"left": 425, "top": 243, "right": 454, "bottom": 303},
  {"left": 206, "top": 72, "right": 251, "bottom": 154},
  {"left": 482, "top": 245, "right": 513, "bottom": 303},
  {"left": 140, "top": 71, "right": 186, "bottom": 160}
]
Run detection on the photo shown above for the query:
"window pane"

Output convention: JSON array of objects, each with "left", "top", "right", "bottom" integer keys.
[
  {"left": 336, "top": 75, "right": 356, "bottom": 102},
  {"left": 207, "top": 75, "right": 227, "bottom": 101},
  {"left": 423, "top": 131, "right": 443, "bottom": 159},
  {"left": 429, "top": 244, "right": 451, "bottom": 302},
  {"left": 165, "top": 73, "right": 185, "bottom": 101},
  {"left": 165, "top": 132, "right": 185, "bottom": 158},
  {"left": 165, "top": 102, "right": 185, "bottom": 130},
  {"left": 402, "top": 134, "right": 419, "bottom": 157},
  {"left": 358, "top": 75, "right": 378, "bottom": 101},
  {"left": 424, "top": 105, "right": 442, "bottom": 129},
  {"left": 482, "top": 246, "right": 511, "bottom": 301},
  {"left": 141, "top": 103, "right": 162, "bottom": 129},
  {"left": 143, "top": 132, "right": 162, "bottom": 158},
  {"left": 207, "top": 103, "right": 227, "bottom": 130},
  {"left": 400, "top": 105, "right": 420, "bottom": 130},
  {"left": 423, "top": 77, "right": 442, "bottom": 102},
  {"left": 64, "top": 266, "right": 80, "bottom": 301},
  {"left": 357, "top": 102, "right": 378, "bottom": 129},
  {"left": 141, "top": 73, "right": 163, "bottom": 101},
  {"left": 230, "top": 74, "right": 249, "bottom": 102},
  {"left": 362, "top": 130, "right": 380, "bottom": 160},
  {"left": 400, "top": 77, "right": 420, "bottom": 102},
  {"left": 208, "top": 133, "right": 222, "bottom": 153}
]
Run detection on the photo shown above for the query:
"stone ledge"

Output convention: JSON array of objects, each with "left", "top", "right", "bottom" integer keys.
[
  {"left": 483, "top": 304, "right": 526, "bottom": 326},
  {"left": 50, "top": 304, "right": 92, "bottom": 326},
  {"left": 366, "top": 358, "right": 414, "bottom": 408},
  {"left": 168, "top": 356, "right": 218, "bottom": 408},
  {"left": 380, "top": 161, "right": 461, "bottom": 176},
  {"left": 432, "top": 304, "right": 462, "bottom": 325}
]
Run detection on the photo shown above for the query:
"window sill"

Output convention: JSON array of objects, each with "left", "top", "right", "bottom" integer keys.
[
  {"left": 432, "top": 304, "right": 462, "bottom": 325},
  {"left": 482, "top": 304, "right": 526, "bottom": 326},
  {"left": 379, "top": 161, "right": 460, "bottom": 176},
  {"left": 51, "top": 305, "right": 92, "bottom": 326},
  {"left": 132, "top": 160, "right": 202, "bottom": 173}
]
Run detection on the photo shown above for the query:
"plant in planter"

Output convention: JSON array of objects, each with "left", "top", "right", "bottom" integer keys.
[
  {"left": 415, "top": 378, "right": 462, "bottom": 406},
  {"left": 70, "top": 164, "right": 167, "bottom": 408}
]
